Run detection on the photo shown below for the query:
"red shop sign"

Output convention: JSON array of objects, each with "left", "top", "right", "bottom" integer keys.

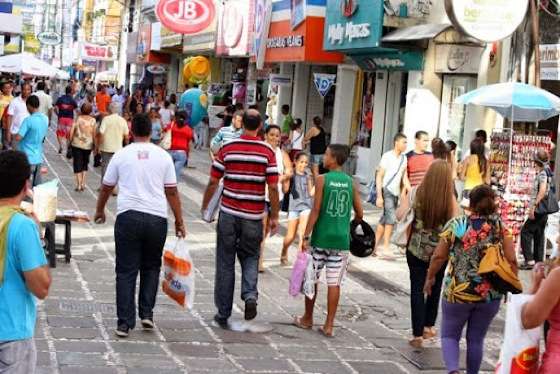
[{"left": 156, "top": 0, "right": 216, "bottom": 35}]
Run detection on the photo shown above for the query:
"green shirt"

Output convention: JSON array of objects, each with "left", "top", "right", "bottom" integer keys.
[
  {"left": 282, "top": 114, "right": 293, "bottom": 134},
  {"left": 311, "top": 171, "right": 353, "bottom": 250}
]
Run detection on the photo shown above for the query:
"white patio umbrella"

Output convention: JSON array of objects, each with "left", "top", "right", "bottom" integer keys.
[
  {"left": 55, "top": 69, "right": 70, "bottom": 80},
  {"left": 94, "top": 70, "right": 117, "bottom": 82},
  {"left": 0, "top": 52, "right": 59, "bottom": 77}
]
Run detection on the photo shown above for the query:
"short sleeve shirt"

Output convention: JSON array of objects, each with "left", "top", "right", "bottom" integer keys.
[
  {"left": 55, "top": 95, "right": 78, "bottom": 119},
  {"left": 17, "top": 112, "right": 49, "bottom": 165},
  {"left": 7, "top": 96, "right": 29, "bottom": 134},
  {"left": 0, "top": 213, "right": 47, "bottom": 341},
  {"left": 99, "top": 114, "right": 129, "bottom": 153},
  {"left": 103, "top": 142, "right": 177, "bottom": 218},
  {"left": 379, "top": 151, "right": 407, "bottom": 196},
  {"left": 531, "top": 169, "right": 549, "bottom": 206}
]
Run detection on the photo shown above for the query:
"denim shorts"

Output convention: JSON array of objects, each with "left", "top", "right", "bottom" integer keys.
[
  {"left": 379, "top": 188, "right": 398, "bottom": 225},
  {"left": 0, "top": 339, "right": 36, "bottom": 374},
  {"left": 288, "top": 209, "right": 311, "bottom": 220},
  {"left": 310, "top": 154, "right": 324, "bottom": 165}
]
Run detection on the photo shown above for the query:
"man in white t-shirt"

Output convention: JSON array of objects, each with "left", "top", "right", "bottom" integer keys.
[
  {"left": 375, "top": 133, "right": 411, "bottom": 257},
  {"left": 111, "top": 87, "right": 126, "bottom": 114},
  {"left": 6, "top": 83, "right": 32, "bottom": 147},
  {"left": 94, "top": 113, "right": 185, "bottom": 338},
  {"left": 34, "top": 81, "right": 53, "bottom": 120}
]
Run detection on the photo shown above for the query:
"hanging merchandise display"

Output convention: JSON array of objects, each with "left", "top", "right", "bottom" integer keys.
[{"left": 490, "top": 131, "right": 552, "bottom": 243}]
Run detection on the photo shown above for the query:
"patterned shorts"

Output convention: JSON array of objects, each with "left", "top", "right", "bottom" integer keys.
[
  {"left": 312, "top": 247, "right": 349, "bottom": 287},
  {"left": 57, "top": 117, "right": 73, "bottom": 138}
]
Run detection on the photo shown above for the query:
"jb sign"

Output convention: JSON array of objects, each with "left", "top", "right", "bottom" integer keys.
[{"left": 156, "top": 0, "right": 216, "bottom": 35}]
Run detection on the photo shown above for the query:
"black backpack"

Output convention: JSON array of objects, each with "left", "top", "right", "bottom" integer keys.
[{"left": 350, "top": 219, "right": 375, "bottom": 257}]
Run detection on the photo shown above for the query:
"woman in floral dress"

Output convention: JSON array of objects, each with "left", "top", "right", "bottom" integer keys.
[{"left": 424, "top": 185, "right": 517, "bottom": 374}]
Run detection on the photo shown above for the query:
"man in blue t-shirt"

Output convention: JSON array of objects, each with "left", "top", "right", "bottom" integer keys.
[
  {"left": 0, "top": 150, "right": 51, "bottom": 373},
  {"left": 16, "top": 95, "right": 49, "bottom": 186}
]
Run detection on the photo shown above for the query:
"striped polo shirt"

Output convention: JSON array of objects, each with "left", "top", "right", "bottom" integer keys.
[
  {"left": 211, "top": 135, "right": 279, "bottom": 220},
  {"left": 210, "top": 125, "right": 243, "bottom": 152},
  {"left": 406, "top": 151, "right": 434, "bottom": 187}
]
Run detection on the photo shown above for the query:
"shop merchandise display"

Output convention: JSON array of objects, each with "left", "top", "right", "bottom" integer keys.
[{"left": 490, "top": 131, "right": 551, "bottom": 242}]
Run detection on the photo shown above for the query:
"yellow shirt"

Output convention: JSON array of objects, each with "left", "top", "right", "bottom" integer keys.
[
  {"left": 0, "top": 94, "right": 13, "bottom": 125},
  {"left": 464, "top": 156, "right": 484, "bottom": 190},
  {"left": 99, "top": 114, "right": 129, "bottom": 153}
]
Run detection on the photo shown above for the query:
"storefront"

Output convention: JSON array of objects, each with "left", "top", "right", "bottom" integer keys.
[{"left": 261, "top": 0, "right": 343, "bottom": 134}]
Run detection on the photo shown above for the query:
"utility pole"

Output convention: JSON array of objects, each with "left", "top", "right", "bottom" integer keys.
[{"left": 530, "top": 0, "right": 540, "bottom": 87}]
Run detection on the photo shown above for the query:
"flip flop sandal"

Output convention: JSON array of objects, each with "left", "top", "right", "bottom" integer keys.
[
  {"left": 318, "top": 326, "right": 334, "bottom": 338},
  {"left": 292, "top": 316, "right": 312, "bottom": 330}
]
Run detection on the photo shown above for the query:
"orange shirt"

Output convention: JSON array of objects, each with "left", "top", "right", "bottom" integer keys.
[{"left": 96, "top": 92, "right": 111, "bottom": 114}]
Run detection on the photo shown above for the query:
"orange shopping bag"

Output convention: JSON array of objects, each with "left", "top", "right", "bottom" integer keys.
[{"left": 161, "top": 238, "right": 195, "bottom": 309}]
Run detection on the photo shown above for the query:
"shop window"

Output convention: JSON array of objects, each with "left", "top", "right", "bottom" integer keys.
[{"left": 357, "top": 72, "right": 375, "bottom": 147}]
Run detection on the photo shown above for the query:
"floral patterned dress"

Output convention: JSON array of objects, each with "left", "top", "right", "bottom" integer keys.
[{"left": 440, "top": 214, "right": 510, "bottom": 303}]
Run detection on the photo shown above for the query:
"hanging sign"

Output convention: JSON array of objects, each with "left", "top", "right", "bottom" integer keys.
[
  {"left": 541, "top": 44, "right": 560, "bottom": 81},
  {"left": 444, "top": 0, "right": 528, "bottom": 43},
  {"left": 37, "top": 31, "right": 62, "bottom": 46},
  {"left": 313, "top": 73, "right": 336, "bottom": 98},
  {"left": 156, "top": 0, "right": 216, "bottom": 35},
  {"left": 253, "top": 0, "right": 272, "bottom": 69},
  {"left": 147, "top": 64, "right": 167, "bottom": 74}
]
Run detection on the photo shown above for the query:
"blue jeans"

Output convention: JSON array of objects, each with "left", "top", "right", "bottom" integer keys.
[
  {"left": 169, "top": 150, "right": 187, "bottom": 179},
  {"left": 214, "top": 212, "right": 263, "bottom": 322},
  {"left": 115, "top": 210, "right": 167, "bottom": 329},
  {"left": 0, "top": 339, "right": 36, "bottom": 374}
]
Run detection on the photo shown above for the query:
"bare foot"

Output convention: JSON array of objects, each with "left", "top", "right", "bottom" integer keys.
[
  {"left": 293, "top": 316, "right": 313, "bottom": 330},
  {"left": 319, "top": 324, "right": 334, "bottom": 337}
]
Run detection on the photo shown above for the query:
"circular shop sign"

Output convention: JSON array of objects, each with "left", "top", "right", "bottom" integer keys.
[
  {"left": 37, "top": 31, "right": 62, "bottom": 46},
  {"left": 147, "top": 64, "right": 167, "bottom": 74},
  {"left": 156, "top": 0, "right": 216, "bottom": 35},
  {"left": 445, "top": 0, "right": 528, "bottom": 43},
  {"left": 222, "top": 2, "right": 243, "bottom": 48}
]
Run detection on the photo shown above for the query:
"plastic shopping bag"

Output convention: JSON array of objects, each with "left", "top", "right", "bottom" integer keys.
[
  {"left": 289, "top": 251, "right": 308, "bottom": 297},
  {"left": 33, "top": 179, "right": 59, "bottom": 222},
  {"left": 302, "top": 254, "right": 316, "bottom": 299},
  {"left": 162, "top": 238, "right": 195, "bottom": 309},
  {"left": 495, "top": 293, "right": 541, "bottom": 374},
  {"left": 202, "top": 182, "right": 223, "bottom": 223}
]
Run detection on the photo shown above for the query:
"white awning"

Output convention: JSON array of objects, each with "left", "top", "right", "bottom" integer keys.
[
  {"left": 381, "top": 23, "right": 452, "bottom": 42},
  {"left": 0, "top": 13, "right": 22, "bottom": 35}
]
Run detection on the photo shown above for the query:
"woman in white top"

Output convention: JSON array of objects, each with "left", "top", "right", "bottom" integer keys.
[
  {"left": 288, "top": 118, "right": 304, "bottom": 161},
  {"left": 259, "top": 124, "right": 292, "bottom": 272}
]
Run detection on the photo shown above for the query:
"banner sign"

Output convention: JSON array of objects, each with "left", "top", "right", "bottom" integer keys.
[
  {"left": 313, "top": 73, "right": 336, "bottom": 98},
  {"left": 254, "top": 0, "right": 272, "bottom": 70},
  {"left": 82, "top": 43, "right": 116, "bottom": 61},
  {"left": 541, "top": 44, "right": 560, "bottom": 81},
  {"left": 269, "top": 74, "right": 292, "bottom": 87},
  {"left": 216, "top": 0, "right": 254, "bottom": 56}
]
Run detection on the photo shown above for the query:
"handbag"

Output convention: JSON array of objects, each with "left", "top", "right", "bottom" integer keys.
[
  {"left": 160, "top": 123, "right": 173, "bottom": 150},
  {"left": 478, "top": 243, "right": 522, "bottom": 295},
  {"left": 536, "top": 170, "right": 559, "bottom": 215},
  {"left": 367, "top": 155, "right": 404, "bottom": 205},
  {"left": 391, "top": 187, "right": 417, "bottom": 247}
]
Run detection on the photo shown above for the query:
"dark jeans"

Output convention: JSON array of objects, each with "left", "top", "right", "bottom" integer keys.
[
  {"left": 521, "top": 213, "right": 548, "bottom": 263},
  {"left": 407, "top": 250, "right": 445, "bottom": 337},
  {"left": 115, "top": 210, "right": 167, "bottom": 329},
  {"left": 214, "top": 212, "right": 263, "bottom": 322}
]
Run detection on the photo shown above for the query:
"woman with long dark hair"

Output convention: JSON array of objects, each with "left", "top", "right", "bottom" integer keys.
[
  {"left": 459, "top": 139, "right": 490, "bottom": 199},
  {"left": 407, "top": 160, "right": 459, "bottom": 348}
]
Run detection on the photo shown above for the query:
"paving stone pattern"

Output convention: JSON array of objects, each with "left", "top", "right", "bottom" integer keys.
[{"left": 35, "top": 130, "right": 503, "bottom": 373}]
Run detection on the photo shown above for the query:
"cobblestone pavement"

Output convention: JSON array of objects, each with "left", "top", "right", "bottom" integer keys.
[{"left": 35, "top": 129, "right": 507, "bottom": 374}]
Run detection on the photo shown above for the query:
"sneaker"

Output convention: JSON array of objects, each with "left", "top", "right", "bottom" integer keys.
[
  {"left": 244, "top": 299, "right": 257, "bottom": 321},
  {"left": 141, "top": 318, "right": 154, "bottom": 330},
  {"left": 115, "top": 324, "right": 129, "bottom": 338},
  {"left": 213, "top": 314, "right": 228, "bottom": 329}
]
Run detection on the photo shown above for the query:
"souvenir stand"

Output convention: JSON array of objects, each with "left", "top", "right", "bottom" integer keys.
[{"left": 489, "top": 130, "right": 552, "bottom": 243}]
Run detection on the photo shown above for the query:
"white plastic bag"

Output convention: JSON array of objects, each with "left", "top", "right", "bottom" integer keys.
[
  {"left": 202, "top": 182, "right": 223, "bottom": 223},
  {"left": 162, "top": 238, "right": 195, "bottom": 309},
  {"left": 495, "top": 293, "right": 541, "bottom": 374},
  {"left": 33, "top": 179, "right": 59, "bottom": 222},
  {"left": 302, "top": 253, "right": 315, "bottom": 299}
]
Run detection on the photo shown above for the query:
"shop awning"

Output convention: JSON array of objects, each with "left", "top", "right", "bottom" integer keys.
[
  {"left": 350, "top": 50, "right": 424, "bottom": 72},
  {"left": 381, "top": 23, "right": 452, "bottom": 43}
]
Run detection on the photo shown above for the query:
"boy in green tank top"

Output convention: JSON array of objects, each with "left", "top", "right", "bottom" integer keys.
[{"left": 293, "top": 144, "right": 363, "bottom": 337}]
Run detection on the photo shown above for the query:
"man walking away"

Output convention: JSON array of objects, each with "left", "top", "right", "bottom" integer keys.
[
  {"left": 34, "top": 81, "right": 53, "bottom": 122},
  {"left": 0, "top": 150, "right": 51, "bottom": 373},
  {"left": 294, "top": 144, "right": 363, "bottom": 337},
  {"left": 97, "top": 103, "right": 129, "bottom": 189},
  {"left": 0, "top": 81, "right": 13, "bottom": 149},
  {"left": 201, "top": 109, "right": 279, "bottom": 328},
  {"left": 94, "top": 113, "right": 185, "bottom": 338},
  {"left": 54, "top": 86, "right": 78, "bottom": 154},
  {"left": 375, "top": 133, "right": 411, "bottom": 258},
  {"left": 407, "top": 131, "right": 433, "bottom": 188},
  {"left": 15, "top": 96, "right": 49, "bottom": 187},
  {"left": 7, "top": 83, "right": 31, "bottom": 149}
]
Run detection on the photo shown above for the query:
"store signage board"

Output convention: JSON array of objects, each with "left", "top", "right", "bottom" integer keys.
[
  {"left": 266, "top": 35, "right": 303, "bottom": 49},
  {"left": 435, "top": 44, "right": 483, "bottom": 74},
  {"left": 541, "top": 44, "right": 560, "bottom": 81},
  {"left": 254, "top": 0, "right": 272, "bottom": 69},
  {"left": 147, "top": 64, "right": 167, "bottom": 74},
  {"left": 313, "top": 73, "right": 336, "bottom": 98},
  {"left": 156, "top": 0, "right": 216, "bottom": 35},
  {"left": 216, "top": 0, "right": 254, "bottom": 56},
  {"left": 323, "top": 0, "right": 384, "bottom": 52},
  {"left": 351, "top": 50, "right": 424, "bottom": 71},
  {"left": 291, "top": 0, "right": 305, "bottom": 30},
  {"left": 182, "top": 0, "right": 217, "bottom": 52},
  {"left": 270, "top": 74, "right": 292, "bottom": 87},
  {"left": 37, "top": 31, "right": 62, "bottom": 46},
  {"left": 81, "top": 43, "right": 116, "bottom": 61},
  {"left": 444, "top": 0, "right": 528, "bottom": 43}
]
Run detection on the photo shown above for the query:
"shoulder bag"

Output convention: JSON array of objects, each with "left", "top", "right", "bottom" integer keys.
[
  {"left": 367, "top": 154, "right": 404, "bottom": 205},
  {"left": 160, "top": 123, "right": 173, "bottom": 150},
  {"left": 536, "top": 169, "right": 559, "bottom": 215}
]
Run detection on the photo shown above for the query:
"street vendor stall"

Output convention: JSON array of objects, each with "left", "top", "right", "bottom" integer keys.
[{"left": 456, "top": 82, "right": 560, "bottom": 244}]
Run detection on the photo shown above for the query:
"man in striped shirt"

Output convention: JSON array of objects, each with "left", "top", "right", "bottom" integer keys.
[
  {"left": 202, "top": 109, "right": 280, "bottom": 328},
  {"left": 209, "top": 110, "right": 243, "bottom": 154},
  {"left": 406, "top": 131, "right": 433, "bottom": 187}
]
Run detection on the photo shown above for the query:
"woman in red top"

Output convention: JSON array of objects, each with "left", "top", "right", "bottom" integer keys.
[{"left": 167, "top": 111, "right": 194, "bottom": 179}]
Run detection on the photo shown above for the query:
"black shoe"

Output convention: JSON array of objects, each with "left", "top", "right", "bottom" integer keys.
[
  {"left": 244, "top": 299, "right": 257, "bottom": 321},
  {"left": 520, "top": 262, "right": 534, "bottom": 270},
  {"left": 213, "top": 314, "right": 228, "bottom": 329},
  {"left": 141, "top": 318, "right": 154, "bottom": 330},
  {"left": 115, "top": 324, "right": 129, "bottom": 338}
]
